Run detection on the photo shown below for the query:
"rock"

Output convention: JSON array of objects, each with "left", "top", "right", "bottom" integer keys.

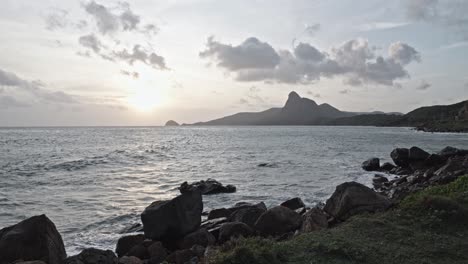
[
  {"left": 254, "top": 206, "right": 302, "bottom": 236},
  {"left": 361, "top": 158, "right": 380, "bottom": 171},
  {"left": 165, "top": 249, "right": 197, "bottom": 264},
  {"left": 178, "top": 228, "right": 215, "bottom": 249},
  {"left": 390, "top": 148, "right": 410, "bottom": 167},
  {"left": 190, "top": 245, "right": 205, "bottom": 258},
  {"left": 439, "top": 146, "right": 461, "bottom": 157},
  {"left": 300, "top": 208, "right": 328, "bottom": 233},
  {"left": 218, "top": 222, "right": 254, "bottom": 243},
  {"left": 324, "top": 182, "right": 391, "bottom": 221},
  {"left": 408, "top": 146, "right": 430, "bottom": 161},
  {"left": 120, "top": 223, "right": 143, "bottom": 234},
  {"left": 372, "top": 174, "right": 389, "bottom": 190},
  {"left": 0, "top": 214, "right": 66, "bottom": 264},
  {"left": 116, "top": 234, "right": 145, "bottom": 257},
  {"left": 13, "top": 262, "right": 47, "bottom": 264},
  {"left": 200, "top": 217, "right": 228, "bottom": 230},
  {"left": 147, "top": 241, "right": 167, "bottom": 263},
  {"left": 207, "top": 202, "right": 266, "bottom": 220},
  {"left": 165, "top": 120, "right": 179, "bottom": 126},
  {"left": 425, "top": 154, "right": 446, "bottom": 166},
  {"left": 431, "top": 156, "right": 468, "bottom": 184},
  {"left": 118, "top": 256, "right": 142, "bottom": 264},
  {"left": 392, "top": 167, "right": 413, "bottom": 176},
  {"left": 125, "top": 244, "right": 148, "bottom": 260},
  {"left": 179, "top": 179, "right": 236, "bottom": 195},
  {"left": 280, "top": 197, "right": 306, "bottom": 211},
  {"left": 65, "top": 248, "right": 118, "bottom": 264},
  {"left": 380, "top": 162, "right": 396, "bottom": 171},
  {"left": 141, "top": 190, "right": 203, "bottom": 241},
  {"left": 228, "top": 206, "right": 266, "bottom": 228}
]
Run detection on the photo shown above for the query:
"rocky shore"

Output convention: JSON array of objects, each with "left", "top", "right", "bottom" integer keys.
[{"left": 1, "top": 147, "right": 467, "bottom": 264}]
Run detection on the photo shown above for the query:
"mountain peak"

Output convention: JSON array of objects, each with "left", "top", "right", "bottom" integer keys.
[{"left": 288, "top": 91, "right": 301, "bottom": 100}]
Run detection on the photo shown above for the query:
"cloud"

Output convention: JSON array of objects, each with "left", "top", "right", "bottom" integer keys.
[
  {"left": 0, "top": 96, "right": 29, "bottom": 109},
  {"left": 0, "top": 68, "right": 78, "bottom": 105},
  {"left": 83, "top": 1, "right": 120, "bottom": 35},
  {"left": 306, "top": 90, "right": 321, "bottom": 98},
  {"left": 199, "top": 37, "right": 280, "bottom": 70},
  {"left": 79, "top": 34, "right": 104, "bottom": 53},
  {"left": 339, "top": 89, "right": 350, "bottom": 94},
  {"left": 405, "top": 0, "right": 468, "bottom": 39},
  {"left": 44, "top": 9, "right": 69, "bottom": 30},
  {"left": 120, "top": 70, "right": 139, "bottom": 79},
  {"left": 113, "top": 45, "right": 168, "bottom": 70},
  {"left": 201, "top": 37, "right": 421, "bottom": 86},
  {"left": 416, "top": 80, "right": 431, "bottom": 90},
  {"left": 304, "top": 23, "right": 321, "bottom": 37},
  {"left": 357, "top": 22, "right": 410, "bottom": 31}
]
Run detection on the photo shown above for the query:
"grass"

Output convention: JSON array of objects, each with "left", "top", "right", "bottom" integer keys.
[{"left": 208, "top": 175, "right": 468, "bottom": 264}]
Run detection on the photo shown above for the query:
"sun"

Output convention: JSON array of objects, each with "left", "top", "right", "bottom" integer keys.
[{"left": 127, "top": 88, "right": 163, "bottom": 112}]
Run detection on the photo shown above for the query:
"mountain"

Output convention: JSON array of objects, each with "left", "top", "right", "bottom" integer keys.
[
  {"left": 192, "top": 91, "right": 355, "bottom": 126},
  {"left": 329, "top": 100, "right": 468, "bottom": 132}
]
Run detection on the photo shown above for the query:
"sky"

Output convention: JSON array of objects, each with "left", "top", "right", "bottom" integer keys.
[{"left": 0, "top": 0, "right": 467, "bottom": 126}]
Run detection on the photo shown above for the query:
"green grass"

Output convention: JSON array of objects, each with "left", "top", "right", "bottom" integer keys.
[{"left": 209, "top": 176, "right": 468, "bottom": 264}]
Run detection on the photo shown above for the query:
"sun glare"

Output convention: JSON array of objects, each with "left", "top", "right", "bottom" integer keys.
[{"left": 127, "top": 88, "right": 163, "bottom": 112}]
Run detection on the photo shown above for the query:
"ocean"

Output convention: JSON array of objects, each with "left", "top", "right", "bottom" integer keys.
[{"left": 1, "top": 126, "right": 467, "bottom": 255}]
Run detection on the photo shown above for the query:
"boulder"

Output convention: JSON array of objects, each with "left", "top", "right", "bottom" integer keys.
[
  {"left": 380, "top": 162, "right": 396, "bottom": 171},
  {"left": 218, "top": 222, "right": 254, "bottom": 243},
  {"left": 115, "top": 234, "right": 145, "bottom": 257},
  {"left": 372, "top": 175, "right": 389, "bottom": 190},
  {"left": 147, "top": 241, "right": 167, "bottom": 263},
  {"left": 390, "top": 148, "right": 410, "bottom": 167},
  {"left": 12, "top": 262, "right": 47, "bottom": 264},
  {"left": 300, "top": 208, "right": 328, "bottom": 233},
  {"left": 280, "top": 197, "right": 306, "bottom": 211},
  {"left": 254, "top": 206, "right": 302, "bottom": 236},
  {"left": 178, "top": 228, "right": 215, "bottom": 249},
  {"left": 118, "top": 256, "right": 142, "bottom": 264},
  {"left": 0, "top": 215, "right": 66, "bottom": 264},
  {"left": 200, "top": 217, "right": 228, "bottom": 230},
  {"left": 228, "top": 206, "right": 266, "bottom": 228},
  {"left": 179, "top": 179, "right": 236, "bottom": 195},
  {"left": 439, "top": 146, "right": 461, "bottom": 157},
  {"left": 165, "top": 249, "right": 197, "bottom": 264},
  {"left": 425, "top": 154, "right": 446, "bottom": 166},
  {"left": 125, "top": 244, "right": 148, "bottom": 260},
  {"left": 324, "top": 182, "right": 391, "bottom": 221},
  {"left": 361, "top": 158, "right": 380, "bottom": 171},
  {"left": 190, "top": 245, "right": 205, "bottom": 258},
  {"left": 431, "top": 156, "right": 468, "bottom": 184},
  {"left": 207, "top": 202, "right": 266, "bottom": 220},
  {"left": 408, "top": 146, "right": 430, "bottom": 161},
  {"left": 65, "top": 248, "right": 118, "bottom": 264},
  {"left": 141, "top": 190, "right": 203, "bottom": 241}
]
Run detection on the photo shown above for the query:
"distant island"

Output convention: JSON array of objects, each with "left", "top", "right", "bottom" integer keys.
[
  {"left": 170, "top": 91, "right": 467, "bottom": 132},
  {"left": 165, "top": 120, "right": 180, "bottom": 126}
]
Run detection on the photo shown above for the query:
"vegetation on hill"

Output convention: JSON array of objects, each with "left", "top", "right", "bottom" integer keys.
[{"left": 208, "top": 175, "right": 468, "bottom": 264}]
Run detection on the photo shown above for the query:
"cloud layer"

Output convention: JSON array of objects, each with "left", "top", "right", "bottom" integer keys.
[{"left": 200, "top": 37, "right": 421, "bottom": 86}]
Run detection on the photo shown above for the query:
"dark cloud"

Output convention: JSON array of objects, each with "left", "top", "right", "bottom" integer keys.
[
  {"left": 201, "top": 37, "right": 420, "bottom": 86},
  {"left": 405, "top": 0, "right": 468, "bottom": 39},
  {"left": 79, "top": 34, "right": 104, "bottom": 53},
  {"left": 113, "top": 45, "right": 168, "bottom": 70},
  {"left": 83, "top": 1, "right": 120, "bottom": 35},
  {"left": 0, "top": 68, "right": 78, "bottom": 105},
  {"left": 416, "top": 80, "right": 431, "bottom": 90},
  {"left": 199, "top": 37, "right": 280, "bottom": 70}
]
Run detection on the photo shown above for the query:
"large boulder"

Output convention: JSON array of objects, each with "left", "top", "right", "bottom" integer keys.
[
  {"left": 228, "top": 206, "right": 266, "bottom": 228},
  {"left": 380, "top": 162, "right": 396, "bottom": 171},
  {"left": 179, "top": 179, "right": 236, "bottom": 195},
  {"left": 439, "top": 146, "right": 468, "bottom": 157},
  {"left": 280, "top": 197, "right": 306, "bottom": 211},
  {"left": 300, "top": 208, "right": 328, "bottom": 233},
  {"left": 218, "top": 222, "right": 254, "bottom": 243},
  {"left": 0, "top": 215, "right": 66, "bottom": 264},
  {"left": 361, "top": 158, "right": 380, "bottom": 171},
  {"left": 65, "top": 248, "right": 117, "bottom": 264},
  {"left": 141, "top": 190, "right": 203, "bottom": 241},
  {"left": 207, "top": 202, "right": 266, "bottom": 220},
  {"left": 115, "top": 234, "right": 145, "bottom": 257},
  {"left": 324, "top": 182, "right": 391, "bottom": 221},
  {"left": 178, "top": 228, "right": 215, "bottom": 249},
  {"left": 254, "top": 206, "right": 302, "bottom": 236},
  {"left": 408, "top": 147, "right": 430, "bottom": 161},
  {"left": 390, "top": 148, "right": 410, "bottom": 167}
]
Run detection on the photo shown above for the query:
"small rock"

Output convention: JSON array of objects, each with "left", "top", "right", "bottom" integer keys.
[
  {"left": 125, "top": 244, "right": 148, "bottom": 260},
  {"left": 147, "top": 241, "right": 167, "bottom": 263},
  {"left": 118, "top": 256, "right": 142, "bottom": 264},
  {"left": 190, "top": 245, "right": 205, "bottom": 258},
  {"left": 254, "top": 206, "right": 302, "bottom": 237},
  {"left": 362, "top": 158, "right": 380, "bottom": 171},
  {"left": 165, "top": 249, "right": 197, "bottom": 264},
  {"left": 280, "top": 197, "right": 306, "bottom": 211},
  {"left": 380, "top": 162, "right": 396, "bottom": 171},
  {"left": 65, "top": 248, "right": 118, "bottom": 264},
  {"left": 179, "top": 179, "right": 236, "bottom": 195},
  {"left": 300, "top": 208, "right": 328, "bottom": 233},
  {"left": 228, "top": 206, "right": 266, "bottom": 228},
  {"left": 178, "top": 228, "right": 215, "bottom": 249},
  {"left": 218, "top": 222, "right": 254, "bottom": 243}
]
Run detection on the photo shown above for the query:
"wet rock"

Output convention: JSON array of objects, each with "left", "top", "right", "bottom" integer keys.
[
  {"left": 141, "top": 190, "right": 203, "bottom": 241},
  {"left": 218, "top": 222, "right": 254, "bottom": 243},
  {"left": 165, "top": 249, "right": 197, "bottom": 264},
  {"left": 118, "top": 256, "right": 142, "bottom": 264},
  {"left": 147, "top": 241, "right": 167, "bottom": 263},
  {"left": 324, "top": 182, "right": 391, "bottom": 221},
  {"left": 116, "top": 234, "right": 145, "bottom": 257},
  {"left": 0, "top": 214, "right": 66, "bottom": 264},
  {"left": 372, "top": 175, "right": 389, "bottom": 190},
  {"left": 362, "top": 158, "right": 380, "bottom": 171},
  {"left": 380, "top": 162, "right": 396, "bottom": 171},
  {"left": 254, "top": 206, "right": 302, "bottom": 236},
  {"left": 280, "top": 197, "right": 306, "bottom": 211},
  {"left": 65, "top": 248, "right": 118, "bottom": 264},
  {"left": 390, "top": 148, "right": 410, "bottom": 167},
  {"left": 300, "top": 208, "right": 328, "bottom": 233},
  {"left": 178, "top": 228, "right": 215, "bottom": 249},
  {"left": 409, "top": 146, "right": 430, "bottom": 161},
  {"left": 228, "top": 206, "right": 266, "bottom": 228},
  {"left": 179, "top": 179, "right": 236, "bottom": 195},
  {"left": 200, "top": 217, "right": 228, "bottom": 230}
]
